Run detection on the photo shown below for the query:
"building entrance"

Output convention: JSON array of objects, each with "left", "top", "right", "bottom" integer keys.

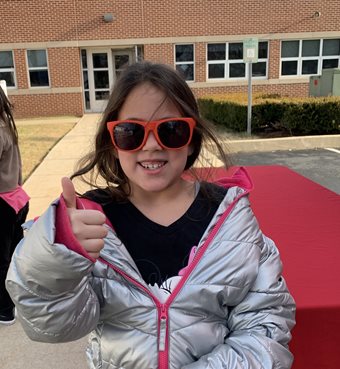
[{"left": 81, "top": 48, "right": 135, "bottom": 112}]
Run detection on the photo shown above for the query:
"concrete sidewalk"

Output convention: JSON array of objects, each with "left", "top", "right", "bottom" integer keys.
[{"left": 1, "top": 113, "right": 340, "bottom": 369}]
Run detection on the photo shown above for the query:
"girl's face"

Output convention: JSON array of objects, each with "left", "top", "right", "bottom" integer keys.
[{"left": 116, "top": 82, "right": 193, "bottom": 197}]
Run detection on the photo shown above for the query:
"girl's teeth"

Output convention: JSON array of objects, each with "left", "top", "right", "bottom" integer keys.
[{"left": 141, "top": 162, "right": 164, "bottom": 170}]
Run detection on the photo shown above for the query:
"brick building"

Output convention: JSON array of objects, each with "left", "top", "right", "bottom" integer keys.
[{"left": 0, "top": 0, "right": 339, "bottom": 118}]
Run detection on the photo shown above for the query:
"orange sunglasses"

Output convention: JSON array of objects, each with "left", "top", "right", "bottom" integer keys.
[{"left": 107, "top": 117, "right": 196, "bottom": 152}]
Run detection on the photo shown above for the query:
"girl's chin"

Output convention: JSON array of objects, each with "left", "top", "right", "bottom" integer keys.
[{"left": 132, "top": 178, "right": 179, "bottom": 195}]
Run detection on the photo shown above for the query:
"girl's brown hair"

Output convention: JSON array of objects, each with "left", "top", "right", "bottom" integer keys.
[
  {"left": 0, "top": 86, "right": 18, "bottom": 144},
  {"left": 72, "top": 61, "right": 231, "bottom": 199}
]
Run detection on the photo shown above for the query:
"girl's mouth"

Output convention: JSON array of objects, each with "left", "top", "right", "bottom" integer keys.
[{"left": 139, "top": 161, "right": 167, "bottom": 170}]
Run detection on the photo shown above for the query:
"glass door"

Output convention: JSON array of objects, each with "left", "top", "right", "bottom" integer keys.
[
  {"left": 82, "top": 48, "right": 136, "bottom": 112},
  {"left": 88, "top": 50, "right": 113, "bottom": 112},
  {"left": 112, "top": 50, "right": 134, "bottom": 80}
]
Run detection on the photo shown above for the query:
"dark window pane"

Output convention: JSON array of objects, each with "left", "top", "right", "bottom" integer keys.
[
  {"left": 281, "top": 60, "right": 298, "bottom": 75},
  {"left": 258, "top": 42, "right": 268, "bottom": 59},
  {"left": 0, "top": 51, "right": 14, "bottom": 68},
  {"left": 322, "top": 59, "right": 339, "bottom": 69},
  {"left": 95, "top": 90, "right": 110, "bottom": 100},
  {"left": 83, "top": 71, "right": 88, "bottom": 89},
  {"left": 85, "top": 91, "right": 90, "bottom": 110},
  {"left": 94, "top": 71, "right": 109, "bottom": 88},
  {"left": 29, "top": 70, "right": 49, "bottom": 86},
  {"left": 252, "top": 62, "right": 266, "bottom": 77},
  {"left": 323, "top": 39, "right": 340, "bottom": 56},
  {"left": 208, "top": 64, "right": 225, "bottom": 78},
  {"left": 302, "top": 40, "right": 320, "bottom": 57},
  {"left": 176, "top": 45, "right": 193, "bottom": 62},
  {"left": 81, "top": 50, "right": 87, "bottom": 68},
  {"left": 207, "top": 44, "right": 226, "bottom": 60},
  {"left": 27, "top": 50, "right": 47, "bottom": 67},
  {"left": 229, "top": 43, "right": 243, "bottom": 60},
  {"left": 176, "top": 64, "right": 194, "bottom": 81},
  {"left": 302, "top": 60, "right": 318, "bottom": 74},
  {"left": 115, "top": 55, "right": 129, "bottom": 70},
  {"left": 0, "top": 72, "right": 15, "bottom": 87},
  {"left": 229, "top": 63, "right": 245, "bottom": 78},
  {"left": 93, "top": 53, "right": 108, "bottom": 68},
  {"left": 282, "top": 41, "right": 299, "bottom": 58}
]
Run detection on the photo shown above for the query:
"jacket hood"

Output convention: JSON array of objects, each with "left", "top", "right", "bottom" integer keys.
[{"left": 214, "top": 166, "right": 254, "bottom": 192}]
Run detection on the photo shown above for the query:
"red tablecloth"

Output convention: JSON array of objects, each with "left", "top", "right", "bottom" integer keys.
[{"left": 196, "top": 165, "right": 340, "bottom": 369}]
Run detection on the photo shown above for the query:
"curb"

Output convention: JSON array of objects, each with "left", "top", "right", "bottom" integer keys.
[{"left": 225, "top": 134, "right": 340, "bottom": 153}]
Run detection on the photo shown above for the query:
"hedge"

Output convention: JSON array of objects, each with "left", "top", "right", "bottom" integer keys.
[{"left": 197, "top": 93, "right": 340, "bottom": 135}]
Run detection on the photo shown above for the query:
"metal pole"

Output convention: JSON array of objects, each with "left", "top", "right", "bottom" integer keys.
[{"left": 247, "top": 62, "right": 252, "bottom": 135}]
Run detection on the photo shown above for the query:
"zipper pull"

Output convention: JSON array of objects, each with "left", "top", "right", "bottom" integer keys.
[{"left": 159, "top": 306, "right": 168, "bottom": 351}]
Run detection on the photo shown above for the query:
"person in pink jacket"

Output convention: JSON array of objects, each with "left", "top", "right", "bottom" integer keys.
[{"left": 0, "top": 86, "right": 29, "bottom": 324}]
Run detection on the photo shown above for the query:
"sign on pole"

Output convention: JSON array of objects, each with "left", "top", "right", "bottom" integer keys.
[
  {"left": 243, "top": 38, "right": 258, "bottom": 135},
  {"left": 243, "top": 38, "right": 259, "bottom": 63}
]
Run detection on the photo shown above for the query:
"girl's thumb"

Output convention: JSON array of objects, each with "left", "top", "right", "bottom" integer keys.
[{"left": 61, "top": 177, "right": 77, "bottom": 209}]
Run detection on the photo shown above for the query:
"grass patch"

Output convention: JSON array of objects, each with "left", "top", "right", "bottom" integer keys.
[{"left": 18, "top": 122, "right": 76, "bottom": 181}]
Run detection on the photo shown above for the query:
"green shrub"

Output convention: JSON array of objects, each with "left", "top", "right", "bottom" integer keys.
[{"left": 198, "top": 94, "right": 340, "bottom": 135}]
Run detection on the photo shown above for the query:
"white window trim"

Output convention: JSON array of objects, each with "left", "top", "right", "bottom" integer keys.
[
  {"left": 206, "top": 41, "right": 269, "bottom": 82},
  {"left": 26, "top": 49, "right": 50, "bottom": 88},
  {"left": 280, "top": 38, "right": 340, "bottom": 77},
  {"left": 174, "top": 44, "right": 195, "bottom": 82},
  {"left": 0, "top": 50, "right": 17, "bottom": 89}
]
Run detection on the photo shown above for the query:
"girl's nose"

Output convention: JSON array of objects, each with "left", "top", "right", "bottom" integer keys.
[{"left": 142, "top": 131, "right": 162, "bottom": 151}]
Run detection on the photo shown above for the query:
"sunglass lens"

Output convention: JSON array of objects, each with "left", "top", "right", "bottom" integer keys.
[
  {"left": 158, "top": 120, "right": 191, "bottom": 148},
  {"left": 114, "top": 123, "right": 144, "bottom": 150}
]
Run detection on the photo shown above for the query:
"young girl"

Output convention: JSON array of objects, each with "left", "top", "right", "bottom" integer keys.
[
  {"left": 0, "top": 86, "right": 29, "bottom": 325},
  {"left": 6, "top": 62, "right": 295, "bottom": 369}
]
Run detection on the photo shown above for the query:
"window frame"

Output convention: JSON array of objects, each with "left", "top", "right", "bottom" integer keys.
[
  {"left": 280, "top": 38, "right": 340, "bottom": 77},
  {"left": 0, "top": 50, "right": 17, "bottom": 89},
  {"left": 206, "top": 41, "right": 269, "bottom": 81},
  {"left": 26, "top": 49, "right": 50, "bottom": 88},
  {"left": 174, "top": 44, "right": 195, "bottom": 82}
]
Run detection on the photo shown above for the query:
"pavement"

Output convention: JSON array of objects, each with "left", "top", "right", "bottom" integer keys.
[{"left": 1, "top": 113, "right": 340, "bottom": 369}]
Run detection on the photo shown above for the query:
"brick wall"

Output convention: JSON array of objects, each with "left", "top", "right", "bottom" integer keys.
[
  {"left": 192, "top": 83, "right": 309, "bottom": 98},
  {"left": 11, "top": 93, "right": 83, "bottom": 119},
  {"left": 48, "top": 48, "right": 81, "bottom": 88},
  {"left": 1, "top": 1, "right": 339, "bottom": 43},
  {"left": 1, "top": 1, "right": 339, "bottom": 117}
]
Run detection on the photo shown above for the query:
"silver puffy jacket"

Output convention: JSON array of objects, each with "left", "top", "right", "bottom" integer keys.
[{"left": 6, "top": 169, "right": 296, "bottom": 369}]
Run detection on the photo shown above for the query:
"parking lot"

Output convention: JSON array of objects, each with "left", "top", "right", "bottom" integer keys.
[{"left": 231, "top": 147, "right": 340, "bottom": 194}]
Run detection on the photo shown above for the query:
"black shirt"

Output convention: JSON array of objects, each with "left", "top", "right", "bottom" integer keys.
[{"left": 85, "top": 182, "right": 227, "bottom": 286}]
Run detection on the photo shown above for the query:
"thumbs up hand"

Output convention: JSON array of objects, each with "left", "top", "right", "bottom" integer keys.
[{"left": 61, "top": 177, "right": 108, "bottom": 260}]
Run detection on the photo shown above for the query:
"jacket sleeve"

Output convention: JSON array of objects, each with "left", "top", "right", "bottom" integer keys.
[
  {"left": 6, "top": 200, "right": 101, "bottom": 343},
  {"left": 183, "top": 234, "right": 296, "bottom": 369}
]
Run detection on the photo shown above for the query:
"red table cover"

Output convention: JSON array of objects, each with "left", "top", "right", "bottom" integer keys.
[{"left": 195, "top": 165, "right": 340, "bottom": 369}]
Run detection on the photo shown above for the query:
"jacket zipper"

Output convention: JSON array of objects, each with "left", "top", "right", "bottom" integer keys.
[
  {"left": 98, "top": 189, "right": 249, "bottom": 369},
  {"left": 158, "top": 305, "right": 168, "bottom": 351},
  {"left": 98, "top": 258, "right": 170, "bottom": 369}
]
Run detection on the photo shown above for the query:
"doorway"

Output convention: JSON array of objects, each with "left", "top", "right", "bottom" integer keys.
[{"left": 81, "top": 48, "right": 135, "bottom": 113}]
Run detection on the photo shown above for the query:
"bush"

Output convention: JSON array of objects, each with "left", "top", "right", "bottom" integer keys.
[{"left": 198, "top": 94, "right": 340, "bottom": 135}]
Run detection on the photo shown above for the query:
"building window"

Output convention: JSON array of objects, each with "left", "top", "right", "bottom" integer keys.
[
  {"left": 281, "top": 39, "right": 340, "bottom": 76},
  {"left": 27, "top": 49, "right": 49, "bottom": 87},
  {"left": 0, "top": 51, "right": 16, "bottom": 88},
  {"left": 175, "top": 44, "right": 194, "bottom": 82},
  {"left": 207, "top": 41, "right": 268, "bottom": 80}
]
